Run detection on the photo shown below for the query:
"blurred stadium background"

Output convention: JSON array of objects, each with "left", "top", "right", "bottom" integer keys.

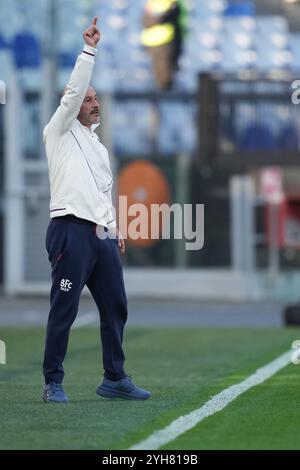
[
  {"left": 1, "top": 0, "right": 300, "bottom": 303},
  {"left": 1, "top": 0, "right": 300, "bottom": 451}
]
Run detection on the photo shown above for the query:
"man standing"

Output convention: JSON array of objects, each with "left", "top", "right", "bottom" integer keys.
[{"left": 42, "top": 17, "right": 150, "bottom": 403}]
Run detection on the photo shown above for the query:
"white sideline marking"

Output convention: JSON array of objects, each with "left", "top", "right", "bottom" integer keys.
[
  {"left": 130, "top": 350, "right": 292, "bottom": 450},
  {"left": 73, "top": 312, "right": 97, "bottom": 328}
]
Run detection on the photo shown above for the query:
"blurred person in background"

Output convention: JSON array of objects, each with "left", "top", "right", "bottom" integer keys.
[
  {"left": 42, "top": 17, "right": 151, "bottom": 403},
  {"left": 141, "top": 0, "right": 186, "bottom": 90}
]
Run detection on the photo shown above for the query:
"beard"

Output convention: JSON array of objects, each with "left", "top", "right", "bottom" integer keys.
[{"left": 90, "top": 112, "right": 100, "bottom": 122}]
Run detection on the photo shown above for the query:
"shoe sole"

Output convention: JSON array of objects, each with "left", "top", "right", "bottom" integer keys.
[
  {"left": 42, "top": 396, "right": 69, "bottom": 403},
  {"left": 96, "top": 387, "right": 150, "bottom": 400}
]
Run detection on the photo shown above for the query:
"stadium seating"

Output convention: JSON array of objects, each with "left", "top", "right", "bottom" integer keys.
[
  {"left": 279, "top": 124, "right": 299, "bottom": 151},
  {"left": 1, "top": 0, "right": 300, "bottom": 156},
  {"left": 1, "top": 0, "right": 298, "bottom": 88},
  {"left": 224, "top": 0, "right": 255, "bottom": 17},
  {"left": 238, "top": 124, "right": 277, "bottom": 151}
]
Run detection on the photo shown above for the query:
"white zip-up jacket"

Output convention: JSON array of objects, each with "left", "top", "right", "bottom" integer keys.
[{"left": 43, "top": 44, "right": 116, "bottom": 228}]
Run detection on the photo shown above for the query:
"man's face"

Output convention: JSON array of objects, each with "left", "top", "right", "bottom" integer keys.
[{"left": 77, "top": 86, "right": 100, "bottom": 127}]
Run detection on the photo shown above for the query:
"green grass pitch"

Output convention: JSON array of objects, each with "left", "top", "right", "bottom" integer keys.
[{"left": 0, "top": 327, "right": 299, "bottom": 450}]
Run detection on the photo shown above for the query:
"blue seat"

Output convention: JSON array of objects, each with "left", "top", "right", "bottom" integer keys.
[
  {"left": 255, "top": 46, "right": 292, "bottom": 70},
  {"left": 224, "top": 17, "right": 256, "bottom": 34},
  {"left": 256, "top": 17, "right": 288, "bottom": 35},
  {"left": 290, "top": 34, "right": 300, "bottom": 70},
  {"left": 12, "top": 32, "right": 41, "bottom": 68},
  {"left": 113, "top": 103, "right": 152, "bottom": 155},
  {"left": 238, "top": 124, "right": 277, "bottom": 151},
  {"left": 220, "top": 46, "right": 256, "bottom": 70},
  {"left": 157, "top": 103, "right": 197, "bottom": 154},
  {"left": 59, "top": 52, "right": 77, "bottom": 69},
  {"left": 0, "top": 34, "right": 7, "bottom": 49},
  {"left": 279, "top": 125, "right": 299, "bottom": 151},
  {"left": 224, "top": 1, "right": 255, "bottom": 17}
]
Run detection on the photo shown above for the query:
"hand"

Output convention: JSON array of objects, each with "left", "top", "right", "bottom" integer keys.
[
  {"left": 83, "top": 17, "right": 100, "bottom": 47},
  {"left": 116, "top": 228, "right": 126, "bottom": 255}
]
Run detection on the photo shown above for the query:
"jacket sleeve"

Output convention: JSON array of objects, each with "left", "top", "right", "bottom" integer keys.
[{"left": 44, "top": 44, "right": 97, "bottom": 137}]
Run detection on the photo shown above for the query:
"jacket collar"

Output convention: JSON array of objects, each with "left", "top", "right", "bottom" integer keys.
[{"left": 91, "top": 123, "right": 100, "bottom": 132}]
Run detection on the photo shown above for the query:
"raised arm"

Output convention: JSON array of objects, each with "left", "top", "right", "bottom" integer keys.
[{"left": 44, "top": 17, "right": 101, "bottom": 137}]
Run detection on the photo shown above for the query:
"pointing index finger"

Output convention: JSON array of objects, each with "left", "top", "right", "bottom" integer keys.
[{"left": 92, "top": 17, "right": 98, "bottom": 26}]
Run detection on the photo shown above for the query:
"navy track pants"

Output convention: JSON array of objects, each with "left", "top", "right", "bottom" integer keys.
[{"left": 43, "top": 215, "right": 128, "bottom": 384}]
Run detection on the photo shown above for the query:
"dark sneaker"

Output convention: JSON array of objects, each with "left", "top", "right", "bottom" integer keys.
[
  {"left": 42, "top": 382, "right": 69, "bottom": 403},
  {"left": 96, "top": 376, "right": 151, "bottom": 400}
]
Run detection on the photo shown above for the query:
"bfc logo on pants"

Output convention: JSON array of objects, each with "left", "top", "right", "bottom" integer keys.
[{"left": 60, "top": 279, "right": 73, "bottom": 292}]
